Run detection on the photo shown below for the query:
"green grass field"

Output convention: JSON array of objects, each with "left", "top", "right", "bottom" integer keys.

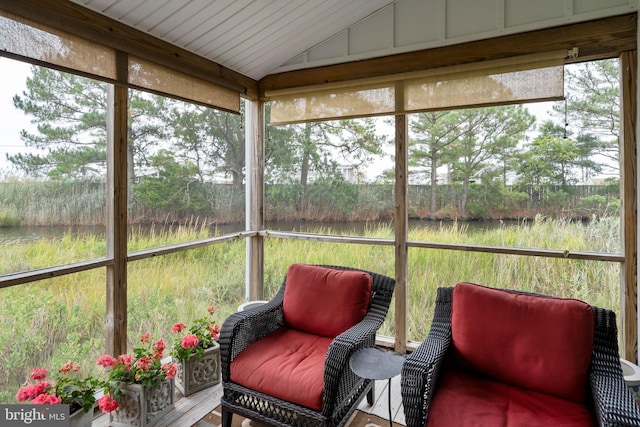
[{"left": 0, "top": 216, "right": 621, "bottom": 403}]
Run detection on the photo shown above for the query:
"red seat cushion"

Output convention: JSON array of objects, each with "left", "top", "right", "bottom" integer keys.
[
  {"left": 230, "top": 327, "right": 332, "bottom": 411},
  {"left": 451, "top": 282, "right": 594, "bottom": 403},
  {"left": 283, "top": 264, "right": 372, "bottom": 337},
  {"left": 426, "top": 369, "right": 595, "bottom": 427}
]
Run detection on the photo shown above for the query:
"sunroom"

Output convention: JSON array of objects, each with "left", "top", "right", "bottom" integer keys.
[{"left": 0, "top": 0, "right": 638, "bottom": 425}]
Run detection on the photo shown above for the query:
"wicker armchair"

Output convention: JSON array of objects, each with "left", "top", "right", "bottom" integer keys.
[
  {"left": 220, "top": 264, "right": 395, "bottom": 427},
  {"left": 401, "top": 284, "right": 640, "bottom": 427}
]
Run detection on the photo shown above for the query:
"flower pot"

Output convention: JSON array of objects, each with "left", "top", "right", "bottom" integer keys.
[
  {"left": 69, "top": 408, "right": 93, "bottom": 427},
  {"left": 175, "top": 341, "right": 221, "bottom": 396},
  {"left": 109, "top": 379, "right": 175, "bottom": 427}
]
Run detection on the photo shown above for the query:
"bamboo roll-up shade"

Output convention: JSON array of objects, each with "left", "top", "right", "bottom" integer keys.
[
  {"left": 268, "top": 51, "right": 567, "bottom": 125},
  {"left": 128, "top": 56, "right": 240, "bottom": 114},
  {"left": 269, "top": 82, "right": 395, "bottom": 124},
  {"left": 0, "top": 11, "right": 240, "bottom": 114},
  {"left": 0, "top": 11, "right": 116, "bottom": 80}
]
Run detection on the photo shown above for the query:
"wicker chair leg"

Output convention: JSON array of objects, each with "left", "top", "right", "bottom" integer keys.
[{"left": 221, "top": 405, "right": 233, "bottom": 427}]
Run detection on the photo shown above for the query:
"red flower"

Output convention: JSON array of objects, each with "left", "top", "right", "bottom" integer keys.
[
  {"left": 30, "top": 367, "right": 47, "bottom": 381},
  {"left": 136, "top": 356, "right": 153, "bottom": 371},
  {"left": 58, "top": 362, "right": 79, "bottom": 374},
  {"left": 207, "top": 305, "right": 216, "bottom": 313},
  {"left": 209, "top": 324, "right": 221, "bottom": 340},
  {"left": 98, "top": 395, "right": 119, "bottom": 413},
  {"left": 181, "top": 334, "right": 199, "bottom": 349},
  {"left": 117, "top": 354, "right": 135, "bottom": 370},
  {"left": 172, "top": 323, "right": 187, "bottom": 333},
  {"left": 16, "top": 385, "right": 39, "bottom": 402},
  {"left": 32, "top": 393, "right": 62, "bottom": 405},
  {"left": 162, "top": 363, "right": 178, "bottom": 380},
  {"left": 140, "top": 333, "right": 152, "bottom": 343},
  {"left": 153, "top": 339, "right": 166, "bottom": 358},
  {"left": 96, "top": 354, "right": 117, "bottom": 368}
]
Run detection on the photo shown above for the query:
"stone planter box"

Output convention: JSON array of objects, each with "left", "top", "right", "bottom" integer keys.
[
  {"left": 69, "top": 408, "right": 93, "bottom": 427},
  {"left": 109, "top": 378, "right": 175, "bottom": 427},
  {"left": 175, "top": 341, "right": 221, "bottom": 396}
]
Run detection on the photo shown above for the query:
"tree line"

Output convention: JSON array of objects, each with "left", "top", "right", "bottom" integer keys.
[{"left": 4, "top": 59, "right": 620, "bottom": 222}]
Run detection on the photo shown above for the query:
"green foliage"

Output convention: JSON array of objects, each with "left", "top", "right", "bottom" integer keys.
[
  {"left": 170, "top": 102, "right": 245, "bottom": 190},
  {"left": 266, "top": 181, "right": 302, "bottom": 213},
  {"left": 497, "top": 189, "right": 529, "bottom": 212},
  {"left": 577, "top": 195, "right": 607, "bottom": 210},
  {"left": 560, "top": 59, "right": 620, "bottom": 165},
  {"left": 544, "top": 189, "right": 570, "bottom": 211},
  {"left": 133, "top": 150, "right": 208, "bottom": 213},
  {"left": 516, "top": 126, "right": 583, "bottom": 186},
  {"left": 307, "top": 177, "right": 359, "bottom": 219},
  {"left": 465, "top": 202, "right": 485, "bottom": 218},
  {"left": 0, "top": 210, "right": 20, "bottom": 227}
]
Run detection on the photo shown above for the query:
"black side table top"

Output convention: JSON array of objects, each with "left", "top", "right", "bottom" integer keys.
[{"left": 349, "top": 347, "right": 406, "bottom": 380}]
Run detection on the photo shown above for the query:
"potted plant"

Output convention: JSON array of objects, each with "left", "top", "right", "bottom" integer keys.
[
  {"left": 171, "top": 305, "right": 221, "bottom": 396},
  {"left": 16, "top": 362, "right": 102, "bottom": 427},
  {"left": 96, "top": 333, "right": 178, "bottom": 427}
]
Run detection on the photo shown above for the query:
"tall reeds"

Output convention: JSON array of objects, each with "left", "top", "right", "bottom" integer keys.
[{"left": 0, "top": 217, "right": 620, "bottom": 403}]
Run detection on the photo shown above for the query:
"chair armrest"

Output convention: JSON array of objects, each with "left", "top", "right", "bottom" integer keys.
[
  {"left": 401, "top": 332, "right": 451, "bottom": 427},
  {"left": 322, "top": 314, "right": 386, "bottom": 415},
  {"left": 591, "top": 372, "right": 640, "bottom": 427},
  {"left": 219, "top": 297, "right": 284, "bottom": 381},
  {"left": 401, "top": 286, "right": 453, "bottom": 427},
  {"left": 589, "top": 307, "right": 640, "bottom": 427}
]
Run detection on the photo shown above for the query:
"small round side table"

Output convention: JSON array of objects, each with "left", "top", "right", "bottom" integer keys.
[{"left": 349, "top": 347, "right": 406, "bottom": 427}]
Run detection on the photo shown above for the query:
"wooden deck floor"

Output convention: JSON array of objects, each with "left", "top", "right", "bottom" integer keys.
[{"left": 92, "top": 375, "right": 405, "bottom": 427}]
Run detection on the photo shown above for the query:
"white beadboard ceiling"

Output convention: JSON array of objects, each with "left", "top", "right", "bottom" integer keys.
[
  {"left": 69, "top": 0, "right": 395, "bottom": 80},
  {"left": 69, "top": 0, "right": 637, "bottom": 81}
]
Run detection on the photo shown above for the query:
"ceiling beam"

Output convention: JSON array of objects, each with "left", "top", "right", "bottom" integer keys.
[
  {"left": 0, "top": 0, "right": 260, "bottom": 100},
  {"left": 259, "top": 13, "right": 637, "bottom": 98}
]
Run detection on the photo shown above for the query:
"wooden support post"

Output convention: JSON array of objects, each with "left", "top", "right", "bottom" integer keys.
[
  {"left": 246, "top": 99, "right": 264, "bottom": 301},
  {"left": 395, "top": 82, "right": 408, "bottom": 354},
  {"left": 105, "top": 51, "right": 128, "bottom": 356},
  {"left": 621, "top": 50, "right": 638, "bottom": 362}
]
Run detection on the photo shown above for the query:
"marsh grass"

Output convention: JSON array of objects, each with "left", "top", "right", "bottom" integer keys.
[{"left": 0, "top": 216, "right": 621, "bottom": 403}]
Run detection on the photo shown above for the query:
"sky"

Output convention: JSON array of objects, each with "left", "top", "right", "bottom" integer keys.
[{"left": 0, "top": 58, "right": 37, "bottom": 172}]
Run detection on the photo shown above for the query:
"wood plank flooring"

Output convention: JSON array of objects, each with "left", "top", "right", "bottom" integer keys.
[{"left": 92, "top": 376, "right": 405, "bottom": 427}]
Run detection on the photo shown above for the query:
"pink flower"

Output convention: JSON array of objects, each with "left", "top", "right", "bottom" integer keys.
[
  {"left": 97, "top": 354, "right": 117, "bottom": 368},
  {"left": 59, "top": 362, "right": 79, "bottom": 374},
  {"left": 117, "top": 354, "right": 135, "bottom": 370},
  {"left": 16, "top": 385, "right": 38, "bottom": 402},
  {"left": 136, "top": 356, "right": 153, "bottom": 371},
  {"left": 32, "top": 393, "right": 62, "bottom": 405},
  {"left": 181, "top": 334, "right": 199, "bottom": 349},
  {"left": 140, "top": 333, "right": 152, "bottom": 343},
  {"left": 172, "top": 323, "right": 187, "bottom": 333},
  {"left": 34, "top": 382, "right": 50, "bottom": 396},
  {"left": 30, "top": 367, "right": 47, "bottom": 381},
  {"left": 153, "top": 339, "right": 166, "bottom": 358},
  {"left": 209, "top": 324, "right": 221, "bottom": 340},
  {"left": 162, "top": 363, "right": 178, "bottom": 380},
  {"left": 207, "top": 305, "right": 216, "bottom": 313},
  {"left": 98, "top": 395, "right": 119, "bottom": 413}
]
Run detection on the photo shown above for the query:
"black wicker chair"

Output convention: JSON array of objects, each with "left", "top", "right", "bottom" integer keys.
[
  {"left": 401, "top": 284, "right": 640, "bottom": 427},
  {"left": 220, "top": 264, "right": 395, "bottom": 427}
]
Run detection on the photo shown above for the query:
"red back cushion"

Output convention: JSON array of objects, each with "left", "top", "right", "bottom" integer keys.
[
  {"left": 451, "top": 282, "right": 595, "bottom": 403},
  {"left": 283, "top": 264, "right": 372, "bottom": 337}
]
